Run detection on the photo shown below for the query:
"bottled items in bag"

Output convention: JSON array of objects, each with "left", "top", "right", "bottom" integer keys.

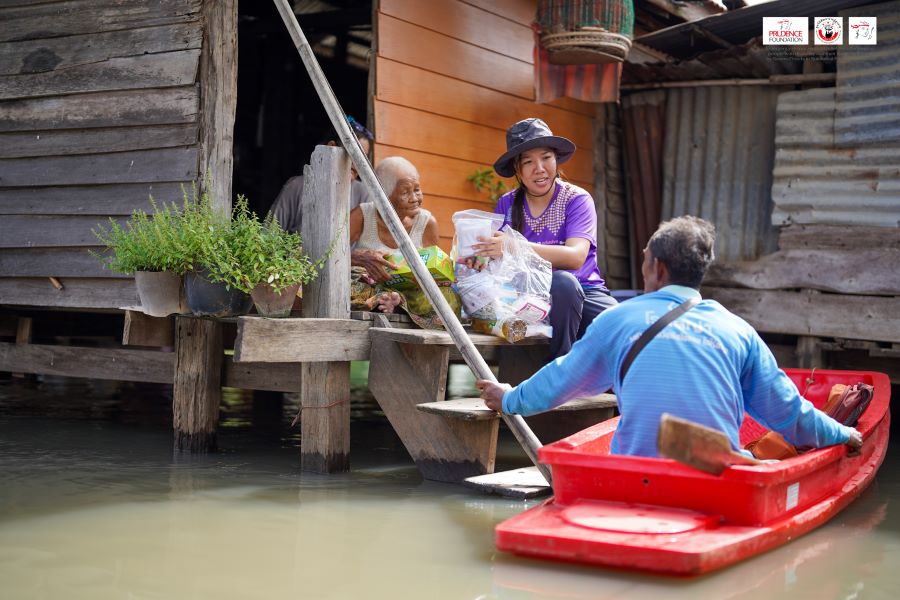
[
  {"left": 470, "top": 316, "right": 528, "bottom": 343},
  {"left": 451, "top": 220, "right": 553, "bottom": 342}
]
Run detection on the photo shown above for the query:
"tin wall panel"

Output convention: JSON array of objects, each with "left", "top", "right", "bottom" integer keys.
[
  {"left": 771, "top": 2, "right": 900, "bottom": 228},
  {"left": 836, "top": 2, "right": 900, "bottom": 147},
  {"left": 660, "top": 86, "right": 780, "bottom": 262}
]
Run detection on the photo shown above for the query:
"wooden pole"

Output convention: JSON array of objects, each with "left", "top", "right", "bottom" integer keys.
[
  {"left": 299, "top": 146, "right": 352, "bottom": 473},
  {"left": 271, "top": 0, "right": 550, "bottom": 485},
  {"left": 173, "top": 316, "right": 223, "bottom": 452}
]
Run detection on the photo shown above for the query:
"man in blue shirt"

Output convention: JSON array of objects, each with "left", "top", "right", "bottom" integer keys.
[{"left": 477, "top": 216, "right": 862, "bottom": 457}]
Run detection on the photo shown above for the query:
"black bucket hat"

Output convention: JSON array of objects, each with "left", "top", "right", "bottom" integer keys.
[{"left": 493, "top": 118, "right": 576, "bottom": 178}]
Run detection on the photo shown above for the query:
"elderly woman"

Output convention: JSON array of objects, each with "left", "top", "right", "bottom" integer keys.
[
  {"left": 473, "top": 118, "right": 618, "bottom": 359},
  {"left": 349, "top": 156, "right": 460, "bottom": 328}
]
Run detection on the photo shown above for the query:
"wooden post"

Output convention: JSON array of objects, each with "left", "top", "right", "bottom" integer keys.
[
  {"left": 796, "top": 336, "right": 825, "bottom": 370},
  {"left": 299, "top": 145, "right": 352, "bottom": 472},
  {"left": 198, "top": 0, "right": 237, "bottom": 212},
  {"left": 173, "top": 316, "right": 223, "bottom": 452},
  {"left": 12, "top": 317, "right": 33, "bottom": 379}
]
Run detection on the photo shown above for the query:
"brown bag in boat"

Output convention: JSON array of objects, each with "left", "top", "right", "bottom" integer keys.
[
  {"left": 823, "top": 382, "right": 874, "bottom": 427},
  {"left": 745, "top": 431, "right": 798, "bottom": 461}
]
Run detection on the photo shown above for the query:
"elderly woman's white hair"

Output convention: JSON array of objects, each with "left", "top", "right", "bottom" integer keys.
[{"left": 374, "top": 156, "right": 418, "bottom": 198}]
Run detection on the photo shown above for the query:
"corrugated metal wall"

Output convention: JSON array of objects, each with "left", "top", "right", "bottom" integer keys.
[
  {"left": 622, "top": 91, "right": 665, "bottom": 286},
  {"left": 772, "top": 4, "right": 900, "bottom": 229},
  {"left": 835, "top": 1, "right": 900, "bottom": 147},
  {"left": 660, "top": 86, "right": 781, "bottom": 262}
]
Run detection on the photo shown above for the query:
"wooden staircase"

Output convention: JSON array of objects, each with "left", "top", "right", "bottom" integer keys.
[{"left": 367, "top": 322, "right": 618, "bottom": 487}]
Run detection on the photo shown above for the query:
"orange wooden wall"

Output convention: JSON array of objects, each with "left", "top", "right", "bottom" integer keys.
[{"left": 373, "top": 0, "right": 595, "bottom": 250}]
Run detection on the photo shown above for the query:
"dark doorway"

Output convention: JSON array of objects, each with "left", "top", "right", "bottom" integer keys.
[{"left": 233, "top": 1, "right": 373, "bottom": 217}]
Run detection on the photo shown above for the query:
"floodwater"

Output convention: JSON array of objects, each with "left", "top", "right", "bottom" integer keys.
[{"left": 1, "top": 367, "right": 898, "bottom": 600}]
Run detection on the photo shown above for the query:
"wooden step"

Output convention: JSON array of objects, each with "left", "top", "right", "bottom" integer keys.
[
  {"left": 416, "top": 394, "right": 618, "bottom": 421},
  {"left": 417, "top": 398, "right": 497, "bottom": 421},
  {"left": 464, "top": 466, "right": 551, "bottom": 499}
]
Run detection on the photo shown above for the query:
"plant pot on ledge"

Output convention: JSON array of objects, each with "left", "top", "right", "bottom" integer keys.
[
  {"left": 134, "top": 271, "right": 188, "bottom": 317},
  {"left": 184, "top": 269, "right": 253, "bottom": 318},
  {"left": 250, "top": 282, "right": 301, "bottom": 318}
]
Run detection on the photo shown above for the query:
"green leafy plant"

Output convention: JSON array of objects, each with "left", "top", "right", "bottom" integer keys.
[
  {"left": 467, "top": 167, "right": 510, "bottom": 203},
  {"left": 198, "top": 196, "right": 323, "bottom": 294},
  {"left": 94, "top": 180, "right": 326, "bottom": 294},
  {"left": 91, "top": 187, "right": 206, "bottom": 275}
]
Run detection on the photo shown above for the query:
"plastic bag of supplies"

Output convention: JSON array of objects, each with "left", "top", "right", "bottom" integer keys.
[{"left": 452, "top": 212, "right": 552, "bottom": 343}]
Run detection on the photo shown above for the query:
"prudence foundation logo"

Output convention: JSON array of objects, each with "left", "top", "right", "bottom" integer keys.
[
  {"left": 762, "top": 17, "right": 808, "bottom": 45},
  {"left": 815, "top": 17, "right": 843, "bottom": 44},
  {"left": 849, "top": 17, "right": 877, "bottom": 44}
]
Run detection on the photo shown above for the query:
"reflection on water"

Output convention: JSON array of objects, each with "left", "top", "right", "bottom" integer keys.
[{"left": 0, "top": 372, "right": 898, "bottom": 600}]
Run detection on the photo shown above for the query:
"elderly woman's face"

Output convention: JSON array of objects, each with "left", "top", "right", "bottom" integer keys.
[
  {"left": 390, "top": 169, "right": 423, "bottom": 218},
  {"left": 516, "top": 147, "right": 557, "bottom": 197}
]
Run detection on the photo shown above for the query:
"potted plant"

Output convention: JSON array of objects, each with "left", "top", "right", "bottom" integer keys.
[
  {"left": 193, "top": 200, "right": 321, "bottom": 318},
  {"left": 92, "top": 198, "right": 194, "bottom": 317}
]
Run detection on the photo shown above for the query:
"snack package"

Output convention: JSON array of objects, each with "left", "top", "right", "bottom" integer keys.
[
  {"left": 382, "top": 245, "right": 455, "bottom": 290},
  {"left": 454, "top": 227, "right": 552, "bottom": 342}
]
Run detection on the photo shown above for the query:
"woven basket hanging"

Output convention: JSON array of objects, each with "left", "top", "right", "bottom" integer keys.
[{"left": 537, "top": 0, "right": 635, "bottom": 65}]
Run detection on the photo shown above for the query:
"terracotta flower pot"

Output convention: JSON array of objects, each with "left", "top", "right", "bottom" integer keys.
[
  {"left": 250, "top": 282, "right": 301, "bottom": 318},
  {"left": 134, "top": 271, "right": 187, "bottom": 317},
  {"left": 184, "top": 269, "right": 253, "bottom": 317}
]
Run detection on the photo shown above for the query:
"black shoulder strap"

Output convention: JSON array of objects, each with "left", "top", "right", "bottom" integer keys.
[{"left": 618, "top": 296, "right": 700, "bottom": 386}]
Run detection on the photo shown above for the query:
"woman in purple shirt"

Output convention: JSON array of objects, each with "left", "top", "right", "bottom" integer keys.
[{"left": 474, "top": 118, "right": 617, "bottom": 359}]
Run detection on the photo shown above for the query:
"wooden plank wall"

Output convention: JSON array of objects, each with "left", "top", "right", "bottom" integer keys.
[
  {"left": 373, "top": 0, "right": 595, "bottom": 250},
  {"left": 0, "top": 0, "right": 205, "bottom": 309}
]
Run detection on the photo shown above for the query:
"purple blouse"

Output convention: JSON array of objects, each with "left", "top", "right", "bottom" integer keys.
[{"left": 495, "top": 181, "right": 607, "bottom": 289}]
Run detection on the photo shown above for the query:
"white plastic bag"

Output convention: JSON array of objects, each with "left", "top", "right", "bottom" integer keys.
[
  {"left": 453, "top": 226, "right": 552, "bottom": 342},
  {"left": 451, "top": 209, "right": 505, "bottom": 258}
]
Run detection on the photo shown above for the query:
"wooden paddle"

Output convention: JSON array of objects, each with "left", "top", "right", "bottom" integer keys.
[
  {"left": 272, "top": 0, "right": 551, "bottom": 486},
  {"left": 657, "top": 413, "right": 760, "bottom": 475}
]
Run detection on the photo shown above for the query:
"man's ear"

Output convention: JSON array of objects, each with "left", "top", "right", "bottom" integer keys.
[{"left": 655, "top": 258, "right": 670, "bottom": 287}]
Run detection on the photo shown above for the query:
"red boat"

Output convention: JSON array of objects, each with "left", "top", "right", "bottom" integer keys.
[{"left": 496, "top": 369, "right": 891, "bottom": 576}]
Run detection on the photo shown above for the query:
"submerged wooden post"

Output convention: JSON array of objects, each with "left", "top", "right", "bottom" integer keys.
[
  {"left": 173, "top": 316, "right": 223, "bottom": 452},
  {"left": 299, "top": 145, "right": 352, "bottom": 472}
]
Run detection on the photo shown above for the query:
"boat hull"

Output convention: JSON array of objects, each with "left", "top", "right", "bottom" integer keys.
[{"left": 496, "top": 369, "right": 891, "bottom": 575}]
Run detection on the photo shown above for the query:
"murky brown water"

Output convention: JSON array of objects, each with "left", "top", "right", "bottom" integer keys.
[{"left": 1, "top": 369, "right": 898, "bottom": 600}]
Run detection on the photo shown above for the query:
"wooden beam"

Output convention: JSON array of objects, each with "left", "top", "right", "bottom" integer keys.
[
  {"left": 0, "top": 341, "right": 173, "bottom": 382},
  {"left": 0, "top": 0, "right": 202, "bottom": 43},
  {"left": 173, "top": 316, "right": 222, "bottom": 452},
  {"left": 0, "top": 86, "right": 199, "bottom": 133},
  {"left": 705, "top": 249, "right": 900, "bottom": 297},
  {"left": 0, "top": 182, "right": 190, "bottom": 216},
  {"left": 198, "top": 0, "right": 237, "bottom": 213},
  {"left": 233, "top": 317, "right": 371, "bottom": 362},
  {"left": 703, "top": 287, "right": 900, "bottom": 343},
  {"left": 0, "top": 338, "right": 303, "bottom": 391},
  {"left": 299, "top": 145, "right": 353, "bottom": 473},
  {"left": 123, "top": 310, "right": 175, "bottom": 347},
  {"left": 0, "top": 277, "right": 139, "bottom": 309},
  {"left": 0, "top": 124, "right": 198, "bottom": 160},
  {"left": 779, "top": 224, "right": 900, "bottom": 251},
  {"left": 0, "top": 147, "right": 199, "bottom": 189},
  {"left": 0, "top": 22, "right": 202, "bottom": 76},
  {"left": 0, "top": 49, "right": 201, "bottom": 101}
]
